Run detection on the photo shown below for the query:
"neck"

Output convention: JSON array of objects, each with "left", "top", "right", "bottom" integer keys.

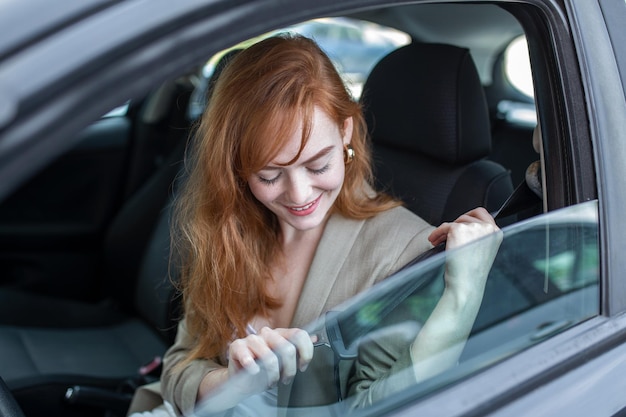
[{"left": 279, "top": 215, "right": 330, "bottom": 248}]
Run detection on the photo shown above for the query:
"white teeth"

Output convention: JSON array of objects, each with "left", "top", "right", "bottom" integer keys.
[{"left": 291, "top": 201, "right": 314, "bottom": 211}]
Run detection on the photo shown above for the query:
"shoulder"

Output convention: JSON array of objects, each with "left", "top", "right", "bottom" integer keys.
[
  {"left": 361, "top": 206, "right": 434, "bottom": 240},
  {"left": 360, "top": 207, "right": 436, "bottom": 278},
  {"left": 330, "top": 206, "right": 435, "bottom": 275},
  {"left": 326, "top": 206, "right": 433, "bottom": 247},
  {"left": 308, "top": 208, "right": 435, "bottom": 311}
]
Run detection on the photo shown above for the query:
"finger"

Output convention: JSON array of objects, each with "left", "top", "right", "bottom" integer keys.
[
  {"left": 229, "top": 339, "right": 261, "bottom": 375},
  {"left": 428, "top": 223, "right": 451, "bottom": 245},
  {"left": 446, "top": 221, "right": 501, "bottom": 250},
  {"left": 258, "top": 327, "right": 296, "bottom": 385},
  {"left": 281, "top": 329, "right": 314, "bottom": 372},
  {"left": 454, "top": 207, "right": 496, "bottom": 225},
  {"left": 240, "top": 328, "right": 280, "bottom": 387}
]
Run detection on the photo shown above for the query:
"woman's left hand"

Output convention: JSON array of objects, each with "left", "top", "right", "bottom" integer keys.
[
  {"left": 403, "top": 208, "right": 502, "bottom": 384},
  {"left": 428, "top": 207, "right": 502, "bottom": 293},
  {"left": 428, "top": 207, "right": 499, "bottom": 248}
]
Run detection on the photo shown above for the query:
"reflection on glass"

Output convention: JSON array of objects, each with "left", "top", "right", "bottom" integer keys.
[{"left": 195, "top": 201, "right": 599, "bottom": 417}]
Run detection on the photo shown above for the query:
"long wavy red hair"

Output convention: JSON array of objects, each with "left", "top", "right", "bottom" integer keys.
[{"left": 172, "top": 34, "right": 399, "bottom": 364}]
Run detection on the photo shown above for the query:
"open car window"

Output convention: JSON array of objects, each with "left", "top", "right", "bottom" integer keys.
[
  {"left": 196, "top": 200, "right": 599, "bottom": 416},
  {"left": 187, "top": 17, "right": 410, "bottom": 120}
]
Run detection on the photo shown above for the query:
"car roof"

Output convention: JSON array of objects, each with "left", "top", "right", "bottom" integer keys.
[{"left": 0, "top": 0, "right": 117, "bottom": 60}]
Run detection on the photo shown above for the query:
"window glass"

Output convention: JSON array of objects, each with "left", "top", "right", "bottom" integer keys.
[
  {"left": 286, "top": 18, "right": 410, "bottom": 98},
  {"left": 505, "top": 35, "right": 534, "bottom": 98},
  {"left": 188, "top": 17, "right": 410, "bottom": 120},
  {"left": 196, "top": 201, "right": 600, "bottom": 415}
]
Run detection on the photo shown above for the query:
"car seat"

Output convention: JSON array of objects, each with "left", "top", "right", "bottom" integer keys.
[{"left": 361, "top": 43, "right": 514, "bottom": 225}]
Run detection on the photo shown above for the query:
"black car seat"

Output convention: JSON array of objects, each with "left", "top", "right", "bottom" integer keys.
[{"left": 361, "top": 43, "right": 514, "bottom": 225}]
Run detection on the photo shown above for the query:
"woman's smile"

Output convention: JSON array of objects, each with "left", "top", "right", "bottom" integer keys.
[{"left": 285, "top": 194, "right": 323, "bottom": 216}]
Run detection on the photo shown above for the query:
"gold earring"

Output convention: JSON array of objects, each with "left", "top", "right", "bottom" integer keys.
[{"left": 343, "top": 144, "right": 355, "bottom": 164}]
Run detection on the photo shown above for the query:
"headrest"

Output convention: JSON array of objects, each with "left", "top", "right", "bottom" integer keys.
[
  {"left": 362, "top": 43, "right": 492, "bottom": 165},
  {"left": 188, "top": 49, "right": 242, "bottom": 121}
]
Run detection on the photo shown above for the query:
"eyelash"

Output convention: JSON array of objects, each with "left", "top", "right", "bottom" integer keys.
[
  {"left": 258, "top": 173, "right": 281, "bottom": 186},
  {"left": 310, "top": 163, "right": 330, "bottom": 175},
  {"left": 257, "top": 164, "right": 331, "bottom": 186}
]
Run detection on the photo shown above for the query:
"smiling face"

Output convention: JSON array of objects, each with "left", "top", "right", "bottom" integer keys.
[{"left": 248, "top": 106, "right": 353, "bottom": 236}]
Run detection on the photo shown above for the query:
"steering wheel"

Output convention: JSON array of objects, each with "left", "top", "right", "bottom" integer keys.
[{"left": 0, "top": 378, "right": 25, "bottom": 417}]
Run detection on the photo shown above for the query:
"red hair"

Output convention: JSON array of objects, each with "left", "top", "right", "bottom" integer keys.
[{"left": 173, "top": 34, "right": 399, "bottom": 364}]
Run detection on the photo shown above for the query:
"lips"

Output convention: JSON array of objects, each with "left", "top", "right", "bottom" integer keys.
[{"left": 286, "top": 194, "right": 322, "bottom": 216}]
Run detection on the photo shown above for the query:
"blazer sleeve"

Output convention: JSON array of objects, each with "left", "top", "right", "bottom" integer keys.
[
  {"left": 342, "top": 208, "right": 437, "bottom": 407},
  {"left": 347, "top": 321, "right": 420, "bottom": 408},
  {"left": 161, "top": 318, "right": 224, "bottom": 415}
]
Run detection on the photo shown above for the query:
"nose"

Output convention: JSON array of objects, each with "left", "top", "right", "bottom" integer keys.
[{"left": 286, "top": 171, "right": 312, "bottom": 205}]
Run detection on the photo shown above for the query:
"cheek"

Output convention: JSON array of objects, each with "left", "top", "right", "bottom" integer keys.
[
  {"left": 247, "top": 180, "right": 275, "bottom": 205},
  {"left": 321, "top": 164, "right": 346, "bottom": 190}
]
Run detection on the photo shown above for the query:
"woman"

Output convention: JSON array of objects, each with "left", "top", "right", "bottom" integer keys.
[{"left": 160, "top": 34, "right": 501, "bottom": 415}]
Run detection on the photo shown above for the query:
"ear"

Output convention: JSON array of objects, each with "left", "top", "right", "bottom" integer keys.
[{"left": 342, "top": 116, "right": 354, "bottom": 145}]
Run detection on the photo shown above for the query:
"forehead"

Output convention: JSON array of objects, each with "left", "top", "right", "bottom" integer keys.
[{"left": 270, "top": 106, "right": 340, "bottom": 166}]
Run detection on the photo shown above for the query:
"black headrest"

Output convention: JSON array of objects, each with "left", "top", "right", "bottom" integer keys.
[
  {"left": 362, "top": 43, "right": 492, "bottom": 165},
  {"left": 188, "top": 49, "right": 243, "bottom": 121}
]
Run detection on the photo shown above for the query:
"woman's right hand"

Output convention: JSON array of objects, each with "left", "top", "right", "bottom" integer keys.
[{"left": 225, "top": 327, "right": 315, "bottom": 396}]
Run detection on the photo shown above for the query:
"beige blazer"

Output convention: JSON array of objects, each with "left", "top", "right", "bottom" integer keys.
[{"left": 158, "top": 206, "right": 434, "bottom": 415}]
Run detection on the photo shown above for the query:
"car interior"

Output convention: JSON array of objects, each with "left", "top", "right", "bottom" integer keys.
[{"left": 0, "top": 3, "right": 589, "bottom": 417}]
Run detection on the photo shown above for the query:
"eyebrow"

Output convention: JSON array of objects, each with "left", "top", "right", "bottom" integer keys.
[{"left": 261, "top": 145, "right": 335, "bottom": 170}]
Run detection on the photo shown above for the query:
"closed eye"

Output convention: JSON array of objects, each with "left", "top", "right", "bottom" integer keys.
[
  {"left": 309, "top": 163, "right": 330, "bottom": 175},
  {"left": 258, "top": 171, "right": 282, "bottom": 185}
]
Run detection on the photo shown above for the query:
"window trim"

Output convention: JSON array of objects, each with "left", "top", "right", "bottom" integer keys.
[{"left": 567, "top": 0, "right": 626, "bottom": 316}]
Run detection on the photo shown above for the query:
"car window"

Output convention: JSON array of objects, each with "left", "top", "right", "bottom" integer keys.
[
  {"left": 286, "top": 18, "right": 410, "bottom": 98},
  {"left": 505, "top": 35, "right": 533, "bottom": 99},
  {"left": 187, "top": 17, "right": 410, "bottom": 120},
  {"left": 196, "top": 200, "right": 599, "bottom": 415},
  {"left": 331, "top": 201, "right": 597, "bottom": 411}
]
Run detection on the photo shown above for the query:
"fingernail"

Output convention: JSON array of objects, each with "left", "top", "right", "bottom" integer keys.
[{"left": 299, "top": 363, "right": 309, "bottom": 372}]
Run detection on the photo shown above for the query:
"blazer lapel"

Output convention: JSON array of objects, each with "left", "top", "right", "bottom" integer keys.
[{"left": 290, "top": 212, "right": 364, "bottom": 327}]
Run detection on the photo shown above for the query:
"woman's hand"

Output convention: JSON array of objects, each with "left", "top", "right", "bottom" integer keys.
[
  {"left": 428, "top": 207, "right": 502, "bottom": 294},
  {"left": 404, "top": 208, "right": 502, "bottom": 384},
  {"left": 197, "top": 327, "right": 315, "bottom": 411},
  {"left": 428, "top": 207, "right": 499, "bottom": 248},
  {"left": 226, "top": 327, "right": 315, "bottom": 395}
]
